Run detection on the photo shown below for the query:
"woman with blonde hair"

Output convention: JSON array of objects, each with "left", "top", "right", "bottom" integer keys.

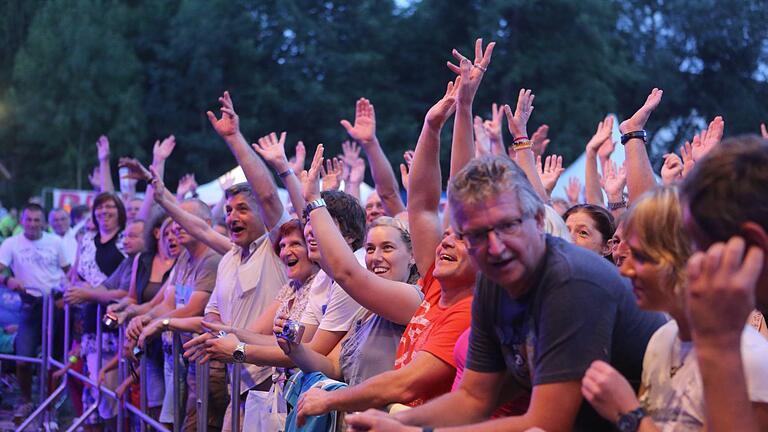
[{"left": 581, "top": 186, "right": 768, "bottom": 431}]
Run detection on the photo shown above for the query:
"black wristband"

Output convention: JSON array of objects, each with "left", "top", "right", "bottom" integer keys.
[
  {"left": 422, "top": 428, "right": 434, "bottom": 432},
  {"left": 620, "top": 130, "right": 647, "bottom": 145}
]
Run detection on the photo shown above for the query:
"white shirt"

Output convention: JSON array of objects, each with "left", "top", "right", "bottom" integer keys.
[
  {"left": 640, "top": 320, "right": 768, "bottom": 431},
  {"left": 300, "top": 249, "right": 367, "bottom": 332},
  {"left": 59, "top": 219, "right": 86, "bottom": 265},
  {"left": 0, "top": 232, "right": 69, "bottom": 295},
  {"left": 205, "top": 216, "right": 290, "bottom": 391}
]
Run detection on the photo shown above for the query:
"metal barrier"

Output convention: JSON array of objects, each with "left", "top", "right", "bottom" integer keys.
[{"left": 10, "top": 293, "right": 217, "bottom": 432}]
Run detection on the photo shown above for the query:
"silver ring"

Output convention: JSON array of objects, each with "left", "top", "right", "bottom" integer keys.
[
  {"left": 473, "top": 63, "right": 487, "bottom": 72},
  {"left": 217, "top": 330, "right": 227, "bottom": 338}
]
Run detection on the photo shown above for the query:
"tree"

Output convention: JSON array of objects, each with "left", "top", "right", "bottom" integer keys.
[{"left": 6, "top": 0, "right": 146, "bottom": 200}]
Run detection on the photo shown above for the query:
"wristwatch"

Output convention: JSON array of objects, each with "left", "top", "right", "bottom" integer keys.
[
  {"left": 620, "top": 130, "right": 647, "bottom": 145},
  {"left": 162, "top": 318, "right": 170, "bottom": 331},
  {"left": 607, "top": 200, "right": 628, "bottom": 210},
  {"left": 233, "top": 342, "right": 246, "bottom": 363},
  {"left": 303, "top": 198, "right": 326, "bottom": 220},
  {"left": 617, "top": 407, "right": 646, "bottom": 432}
]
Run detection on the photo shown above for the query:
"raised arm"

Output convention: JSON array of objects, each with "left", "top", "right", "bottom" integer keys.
[
  {"left": 137, "top": 135, "right": 176, "bottom": 222},
  {"left": 341, "top": 98, "right": 406, "bottom": 216},
  {"left": 303, "top": 146, "right": 421, "bottom": 325},
  {"left": 341, "top": 141, "right": 365, "bottom": 201},
  {"left": 138, "top": 163, "right": 230, "bottom": 255},
  {"left": 96, "top": 135, "right": 115, "bottom": 193},
  {"left": 408, "top": 80, "right": 458, "bottom": 275},
  {"left": 619, "top": 88, "right": 662, "bottom": 202},
  {"left": 504, "top": 89, "right": 549, "bottom": 201},
  {"left": 206, "top": 91, "right": 285, "bottom": 231},
  {"left": 584, "top": 116, "right": 614, "bottom": 206},
  {"left": 445, "top": 38, "right": 496, "bottom": 178},
  {"left": 251, "top": 132, "right": 307, "bottom": 215}
]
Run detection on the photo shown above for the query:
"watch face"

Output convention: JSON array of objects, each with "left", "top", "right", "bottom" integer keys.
[
  {"left": 617, "top": 414, "right": 639, "bottom": 432},
  {"left": 233, "top": 350, "right": 245, "bottom": 363}
]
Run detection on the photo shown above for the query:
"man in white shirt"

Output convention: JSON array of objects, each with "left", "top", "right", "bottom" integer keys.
[
  {"left": 48, "top": 207, "right": 78, "bottom": 264},
  {"left": 0, "top": 203, "right": 70, "bottom": 416}
]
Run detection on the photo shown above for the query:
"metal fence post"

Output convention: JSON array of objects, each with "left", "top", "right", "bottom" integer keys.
[
  {"left": 117, "top": 325, "right": 126, "bottom": 432},
  {"left": 172, "top": 332, "right": 182, "bottom": 432},
  {"left": 39, "top": 293, "right": 49, "bottom": 406},
  {"left": 196, "top": 359, "right": 209, "bottom": 431},
  {"left": 139, "top": 352, "right": 147, "bottom": 432},
  {"left": 230, "top": 365, "right": 241, "bottom": 432}
]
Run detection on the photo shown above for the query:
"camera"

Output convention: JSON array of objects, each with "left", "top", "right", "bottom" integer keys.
[
  {"left": 132, "top": 345, "right": 144, "bottom": 359},
  {"left": 102, "top": 313, "right": 119, "bottom": 330},
  {"left": 276, "top": 320, "right": 305, "bottom": 344}
]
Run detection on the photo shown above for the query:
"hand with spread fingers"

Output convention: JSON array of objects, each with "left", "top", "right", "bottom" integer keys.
[
  {"left": 446, "top": 38, "right": 495, "bottom": 106},
  {"left": 566, "top": 176, "right": 582, "bottom": 205},
  {"left": 537, "top": 154, "right": 564, "bottom": 195},
  {"left": 252, "top": 131, "right": 291, "bottom": 173},
  {"left": 691, "top": 116, "right": 724, "bottom": 161},
  {"left": 601, "top": 160, "right": 627, "bottom": 199},
  {"left": 206, "top": 91, "right": 240, "bottom": 139},
  {"left": 320, "top": 157, "right": 344, "bottom": 192},
  {"left": 341, "top": 98, "right": 378, "bottom": 146},
  {"left": 118, "top": 158, "right": 152, "bottom": 183},
  {"left": 504, "top": 89, "right": 535, "bottom": 141},
  {"left": 680, "top": 140, "right": 696, "bottom": 178},
  {"left": 153, "top": 135, "right": 176, "bottom": 163},
  {"left": 96, "top": 135, "right": 110, "bottom": 162}
]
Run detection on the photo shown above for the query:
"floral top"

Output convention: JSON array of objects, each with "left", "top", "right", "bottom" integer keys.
[{"left": 275, "top": 272, "right": 317, "bottom": 323}]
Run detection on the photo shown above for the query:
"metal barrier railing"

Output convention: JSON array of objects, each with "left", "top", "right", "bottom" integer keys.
[{"left": 8, "top": 290, "right": 219, "bottom": 432}]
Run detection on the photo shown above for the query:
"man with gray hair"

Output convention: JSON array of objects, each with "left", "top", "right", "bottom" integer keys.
[{"left": 353, "top": 156, "right": 665, "bottom": 431}]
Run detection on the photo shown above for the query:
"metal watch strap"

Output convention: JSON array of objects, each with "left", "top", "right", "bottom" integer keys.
[
  {"left": 303, "top": 198, "right": 326, "bottom": 220},
  {"left": 608, "top": 200, "right": 628, "bottom": 210}
]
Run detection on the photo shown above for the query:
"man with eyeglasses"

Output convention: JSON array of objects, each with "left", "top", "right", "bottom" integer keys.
[{"left": 366, "top": 156, "right": 665, "bottom": 432}]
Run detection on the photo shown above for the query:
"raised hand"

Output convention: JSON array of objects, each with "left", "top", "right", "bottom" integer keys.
[
  {"left": 761, "top": 123, "right": 768, "bottom": 139},
  {"left": 503, "top": 89, "right": 535, "bottom": 140},
  {"left": 680, "top": 141, "right": 696, "bottom": 178},
  {"left": 153, "top": 135, "right": 176, "bottom": 162},
  {"left": 96, "top": 135, "right": 110, "bottom": 161},
  {"left": 176, "top": 174, "right": 197, "bottom": 199},
  {"left": 582, "top": 360, "right": 641, "bottom": 423},
  {"left": 289, "top": 141, "right": 306, "bottom": 173},
  {"left": 88, "top": 166, "right": 102, "bottom": 190},
  {"left": 531, "top": 124, "right": 551, "bottom": 156},
  {"left": 301, "top": 144, "right": 324, "bottom": 203},
  {"left": 320, "top": 157, "right": 343, "bottom": 192},
  {"left": 403, "top": 150, "right": 415, "bottom": 168},
  {"left": 400, "top": 150, "right": 414, "bottom": 191},
  {"left": 206, "top": 91, "right": 240, "bottom": 139},
  {"left": 348, "top": 158, "right": 366, "bottom": 185},
  {"left": 601, "top": 160, "right": 627, "bottom": 198},
  {"left": 252, "top": 131, "right": 290, "bottom": 173},
  {"left": 218, "top": 171, "right": 236, "bottom": 191},
  {"left": 118, "top": 158, "right": 152, "bottom": 182},
  {"left": 661, "top": 153, "right": 683, "bottom": 185},
  {"left": 566, "top": 176, "right": 582, "bottom": 205},
  {"left": 341, "top": 98, "right": 377, "bottom": 145},
  {"left": 619, "top": 88, "right": 663, "bottom": 134},
  {"left": 473, "top": 115, "right": 492, "bottom": 157},
  {"left": 585, "top": 116, "right": 614, "bottom": 155},
  {"left": 484, "top": 103, "right": 505, "bottom": 150},
  {"left": 686, "top": 236, "right": 763, "bottom": 343},
  {"left": 692, "top": 116, "right": 724, "bottom": 161},
  {"left": 446, "top": 38, "right": 495, "bottom": 105},
  {"left": 537, "top": 154, "right": 564, "bottom": 195},
  {"left": 424, "top": 79, "right": 459, "bottom": 130}
]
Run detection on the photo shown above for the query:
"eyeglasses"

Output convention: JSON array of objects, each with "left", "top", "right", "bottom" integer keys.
[{"left": 457, "top": 217, "right": 529, "bottom": 248}]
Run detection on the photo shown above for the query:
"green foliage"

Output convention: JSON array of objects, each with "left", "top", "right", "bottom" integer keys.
[
  {"left": 0, "top": 0, "right": 766, "bottom": 205},
  {"left": 6, "top": 0, "right": 146, "bottom": 199}
]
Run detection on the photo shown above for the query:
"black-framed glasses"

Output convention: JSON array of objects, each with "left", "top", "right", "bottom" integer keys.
[{"left": 456, "top": 217, "right": 529, "bottom": 248}]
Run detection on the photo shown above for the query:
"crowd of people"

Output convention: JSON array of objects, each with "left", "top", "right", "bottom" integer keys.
[{"left": 1, "top": 38, "right": 767, "bottom": 432}]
